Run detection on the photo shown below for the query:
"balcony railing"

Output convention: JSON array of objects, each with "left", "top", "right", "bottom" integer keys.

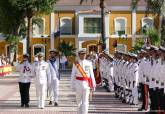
[{"left": 110, "top": 27, "right": 131, "bottom": 35}]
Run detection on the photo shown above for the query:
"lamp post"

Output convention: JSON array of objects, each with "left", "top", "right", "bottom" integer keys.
[
  {"left": 100, "top": 0, "right": 106, "bottom": 51},
  {"left": 58, "top": 13, "right": 61, "bottom": 79},
  {"left": 42, "top": 38, "right": 48, "bottom": 60}
]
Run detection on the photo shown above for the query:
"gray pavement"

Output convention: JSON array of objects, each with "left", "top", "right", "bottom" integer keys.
[{"left": 0, "top": 72, "right": 144, "bottom": 114}]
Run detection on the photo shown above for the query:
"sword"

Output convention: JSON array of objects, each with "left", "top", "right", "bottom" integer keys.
[{"left": 89, "top": 89, "right": 94, "bottom": 101}]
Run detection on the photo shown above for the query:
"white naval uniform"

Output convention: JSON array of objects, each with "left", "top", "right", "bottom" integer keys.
[
  {"left": 71, "top": 59, "right": 96, "bottom": 114},
  {"left": 132, "top": 62, "right": 139, "bottom": 104},
  {"left": 33, "top": 60, "right": 50, "bottom": 108},
  {"left": 47, "top": 59, "right": 59, "bottom": 103},
  {"left": 108, "top": 61, "right": 114, "bottom": 91}
]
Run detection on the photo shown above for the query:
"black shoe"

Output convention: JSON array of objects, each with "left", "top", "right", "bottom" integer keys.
[
  {"left": 25, "top": 104, "right": 29, "bottom": 107},
  {"left": 122, "top": 99, "right": 126, "bottom": 103},
  {"left": 49, "top": 101, "right": 52, "bottom": 105},
  {"left": 54, "top": 102, "right": 58, "bottom": 106},
  {"left": 21, "top": 104, "right": 24, "bottom": 107},
  {"left": 138, "top": 108, "right": 143, "bottom": 111}
]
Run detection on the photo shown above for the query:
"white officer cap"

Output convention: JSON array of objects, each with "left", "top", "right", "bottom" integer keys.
[
  {"left": 159, "top": 46, "right": 165, "bottom": 51},
  {"left": 109, "top": 54, "right": 114, "bottom": 58},
  {"left": 131, "top": 53, "right": 138, "bottom": 57},
  {"left": 146, "top": 46, "right": 151, "bottom": 50},
  {"left": 34, "top": 57, "right": 38, "bottom": 61},
  {"left": 141, "top": 49, "right": 147, "bottom": 53},
  {"left": 78, "top": 48, "right": 86, "bottom": 54},
  {"left": 37, "top": 52, "right": 44, "bottom": 57},
  {"left": 49, "top": 49, "right": 58, "bottom": 53},
  {"left": 128, "top": 52, "right": 137, "bottom": 57},
  {"left": 151, "top": 45, "right": 159, "bottom": 50}
]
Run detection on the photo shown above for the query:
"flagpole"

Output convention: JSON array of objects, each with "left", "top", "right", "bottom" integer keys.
[{"left": 58, "top": 12, "right": 61, "bottom": 79}]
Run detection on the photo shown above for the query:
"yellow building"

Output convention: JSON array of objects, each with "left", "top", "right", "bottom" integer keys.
[{"left": 0, "top": 0, "right": 160, "bottom": 61}]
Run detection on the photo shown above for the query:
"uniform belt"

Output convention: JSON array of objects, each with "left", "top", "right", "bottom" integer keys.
[
  {"left": 76, "top": 77, "right": 89, "bottom": 81},
  {"left": 156, "top": 80, "right": 159, "bottom": 84},
  {"left": 152, "top": 78, "right": 155, "bottom": 81},
  {"left": 161, "top": 82, "right": 164, "bottom": 86}
]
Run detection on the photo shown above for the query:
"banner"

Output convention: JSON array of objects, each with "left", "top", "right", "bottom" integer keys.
[{"left": 0, "top": 65, "right": 12, "bottom": 77}]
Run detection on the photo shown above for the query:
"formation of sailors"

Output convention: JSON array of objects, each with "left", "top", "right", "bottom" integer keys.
[{"left": 98, "top": 45, "right": 165, "bottom": 112}]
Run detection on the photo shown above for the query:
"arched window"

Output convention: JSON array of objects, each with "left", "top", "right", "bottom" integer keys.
[
  {"left": 33, "top": 44, "right": 45, "bottom": 56},
  {"left": 141, "top": 17, "right": 153, "bottom": 34},
  {"left": 60, "top": 17, "right": 72, "bottom": 35},
  {"left": 33, "top": 18, "right": 44, "bottom": 36},
  {"left": 114, "top": 17, "right": 127, "bottom": 35},
  {"left": 116, "top": 44, "right": 127, "bottom": 52}
]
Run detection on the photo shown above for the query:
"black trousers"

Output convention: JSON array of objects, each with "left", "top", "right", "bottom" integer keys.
[
  {"left": 158, "top": 88, "right": 165, "bottom": 111},
  {"left": 18, "top": 82, "right": 31, "bottom": 105},
  {"left": 149, "top": 88, "right": 158, "bottom": 110},
  {"left": 140, "top": 83, "right": 145, "bottom": 109}
]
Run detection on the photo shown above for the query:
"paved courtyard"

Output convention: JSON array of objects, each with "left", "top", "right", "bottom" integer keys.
[{"left": 0, "top": 72, "right": 144, "bottom": 114}]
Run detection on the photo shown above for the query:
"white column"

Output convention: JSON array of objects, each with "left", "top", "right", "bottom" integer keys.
[
  {"left": 132, "top": 9, "right": 136, "bottom": 47},
  {"left": 75, "top": 12, "right": 79, "bottom": 50},
  {"left": 105, "top": 14, "right": 110, "bottom": 54},
  {"left": 50, "top": 13, "right": 55, "bottom": 49}
]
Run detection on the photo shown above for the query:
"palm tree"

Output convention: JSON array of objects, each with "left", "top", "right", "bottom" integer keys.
[
  {"left": 6, "top": 35, "right": 21, "bottom": 64},
  {"left": 80, "top": 0, "right": 106, "bottom": 51},
  {"left": 59, "top": 40, "right": 76, "bottom": 57}
]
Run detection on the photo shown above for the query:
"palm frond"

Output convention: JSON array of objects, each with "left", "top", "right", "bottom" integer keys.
[
  {"left": 32, "top": 17, "right": 43, "bottom": 28},
  {"left": 59, "top": 40, "right": 76, "bottom": 57}
]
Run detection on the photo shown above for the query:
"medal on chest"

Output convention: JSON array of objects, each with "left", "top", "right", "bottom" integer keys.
[{"left": 84, "top": 65, "right": 90, "bottom": 72}]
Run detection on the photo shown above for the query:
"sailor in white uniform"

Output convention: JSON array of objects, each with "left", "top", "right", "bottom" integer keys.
[
  {"left": 47, "top": 49, "right": 59, "bottom": 106},
  {"left": 33, "top": 52, "right": 51, "bottom": 109}
]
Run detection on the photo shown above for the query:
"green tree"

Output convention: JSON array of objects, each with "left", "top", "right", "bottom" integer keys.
[
  {"left": 0, "top": 0, "right": 25, "bottom": 36},
  {"left": 59, "top": 40, "right": 76, "bottom": 57},
  {"left": 131, "top": 0, "right": 165, "bottom": 46},
  {"left": 147, "top": 28, "right": 160, "bottom": 46},
  {"left": 0, "top": 0, "right": 26, "bottom": 63},
  {"left": 9, "top": 0, "right": 59, "bottom": 60},
  {"left": 6, "top": 35, "right": 21, "bottom": 64}
]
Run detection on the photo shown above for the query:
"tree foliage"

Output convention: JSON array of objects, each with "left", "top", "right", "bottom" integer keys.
[
  {"left": 59, "top": 40, "right": 76, "bottom": 57},
  {"left": 0, "top": 0, "right": 25, "bottom": 36},
  {"left": 147, "top": 28, "right": 160, "bottom": 46},
  {"left": 9, "top": 0, "right": 59, "bottom": 18}
]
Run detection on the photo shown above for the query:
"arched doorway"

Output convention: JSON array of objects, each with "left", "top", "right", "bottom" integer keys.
[{"left": 88, "top": 45, "right": 98, "bottom": 53}]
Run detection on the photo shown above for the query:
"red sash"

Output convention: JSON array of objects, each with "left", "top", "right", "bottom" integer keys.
[{"left": 75, "top": 61, "right": 94, "bottom": 90}]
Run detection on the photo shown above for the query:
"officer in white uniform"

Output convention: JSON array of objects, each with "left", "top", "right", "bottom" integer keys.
[
  {"left": 0, "top": 56, "right": 2, "bottom": 66},
  {"left": 71, "top": 48, "right": 96, "bottom": 114},
  {"left": 33, "top": 52, "right": 51, "bottom": 109},
  {"left": 47, "top": 49, "right": 59, "bottom": 106},
  {"left": 16, "top": 54, "right": 33, "bottom": 107}
]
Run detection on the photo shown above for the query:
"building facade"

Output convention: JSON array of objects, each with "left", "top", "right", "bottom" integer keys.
[{"left": 0, "top": 0, "right": 160, "bottom": 61}]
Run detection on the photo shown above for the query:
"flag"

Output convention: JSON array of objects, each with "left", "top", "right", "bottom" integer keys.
[{"left": 54, "top": 31, "right": 60, "bottom": 38}]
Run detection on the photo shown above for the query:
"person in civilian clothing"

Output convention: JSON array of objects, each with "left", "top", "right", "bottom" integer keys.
[{"left": 16, "top": 54, "right": 32, "bottom": 107}]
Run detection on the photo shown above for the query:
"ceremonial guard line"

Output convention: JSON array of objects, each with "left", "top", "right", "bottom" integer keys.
[{"left": 96, "top": 45, "right": 165, "bottom": 113}]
